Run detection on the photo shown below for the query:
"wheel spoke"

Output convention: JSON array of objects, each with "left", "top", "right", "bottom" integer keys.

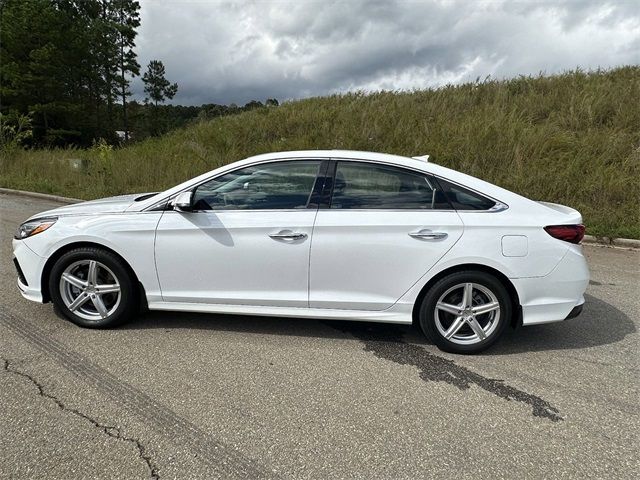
[
  {"left": 92, "top": 295, "right": 109, "bottom": 318},
  {"left": 472, "top": 301, "right": 500, "bottom": 316},
  {"left": 467, "top": 317, "right": 487, "bottom": 340},
  {"left": 95, "top": 284, "right": 120, "bottom": 294},
  {"left": 61, "top": 273, "right": 87, "bottom": 289},
  {"left": 68, "top": 292, "right": 90, "bottom": 312},
  {"left": 444, "top": 316, "right": 466, "bottom": 339},
  {"left": 87, "top": 260, "right": 98, "bottom": 285},
  {"left": 436, "top": 302, "right": 462, "bottom": 316},
  {"left": 462, "top": 282, "right": 474, "bottom": 308}
]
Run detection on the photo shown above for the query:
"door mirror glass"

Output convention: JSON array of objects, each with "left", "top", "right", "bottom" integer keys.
[{"left": 173, "top": 191, "right": 193, "bottom": 211}]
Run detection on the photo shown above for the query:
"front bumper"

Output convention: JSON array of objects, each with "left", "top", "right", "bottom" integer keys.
[
  {"left": 12, "top": 238, "right": 47, "bottom": 303},
  {"left": 513, "top": 245, "right": 589, "bottom": 326}
]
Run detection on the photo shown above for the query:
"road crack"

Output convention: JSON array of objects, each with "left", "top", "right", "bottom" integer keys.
[
  {"left": 2, "top": 358, "right": 160, "bottom": 479},
  {"left": 1, "top": 309, "right": 277, "bottom": 479}
]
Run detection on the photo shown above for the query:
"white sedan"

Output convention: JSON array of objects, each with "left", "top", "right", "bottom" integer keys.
[{"left": 12, "top": 150, "right": 589, "bottom": 353}]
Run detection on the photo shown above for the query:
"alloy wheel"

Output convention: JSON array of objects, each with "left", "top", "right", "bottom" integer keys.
[
  {"left": 59, "top": 260, "right": 121, "bottom": 321},
  {"left": 434, "top": 282, "right": 501, "bottom": 345}
]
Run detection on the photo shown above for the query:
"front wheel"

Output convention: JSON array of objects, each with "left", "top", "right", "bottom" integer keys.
[
  {"left": 418, "top": 271, "right": 512, "bottom": 354},
  {"left": 49, "top": 247, "right": 138, "bottom": 328}
]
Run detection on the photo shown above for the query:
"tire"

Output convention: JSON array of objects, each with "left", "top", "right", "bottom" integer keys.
[
  {"left": 49, "top": 247, "right": 138, "bottom": 328},
  {"left": 418, "top": 271, "right": 512, "bottom": 354}
]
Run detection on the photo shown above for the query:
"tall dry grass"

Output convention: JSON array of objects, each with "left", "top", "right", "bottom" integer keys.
[{"left": 1, "top": 67, "right": 639, "bottom": 237}]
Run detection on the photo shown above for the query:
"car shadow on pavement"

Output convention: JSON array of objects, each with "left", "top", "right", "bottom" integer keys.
[
  {"left": 122, "top": 293, "right": 634, "bottom": 354},
  {"left": 487, "top": 293, "right": 636, "bottom": 355}
]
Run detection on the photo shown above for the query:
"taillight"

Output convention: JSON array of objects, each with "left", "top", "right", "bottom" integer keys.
[{"left": 544, "top": 224, "right": 585, "bottom": 244}]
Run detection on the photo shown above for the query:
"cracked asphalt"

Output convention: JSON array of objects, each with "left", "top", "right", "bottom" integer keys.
[{"left": 1, "top": 193, "right": 638, "bottom": 479}]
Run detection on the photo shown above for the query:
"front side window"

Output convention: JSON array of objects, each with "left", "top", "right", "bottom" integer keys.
[
  {"left": 330, "top": 162, "right": 451, "bottom": 210},
  {"left": 192, "top": 160, "right": 321, "bottom": 210}
]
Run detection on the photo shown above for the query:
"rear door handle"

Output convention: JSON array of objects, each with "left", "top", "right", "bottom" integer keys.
[
  {"left": 269, "top": 230, "right": 307, "bottom": 240},
  {"left": 409, "top": 230, "right": 448, "bottom": 240}
]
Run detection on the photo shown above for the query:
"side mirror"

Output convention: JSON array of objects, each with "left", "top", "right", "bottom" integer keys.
[{"left": 173, "top": 191, "right": 193, "bottom": 212}]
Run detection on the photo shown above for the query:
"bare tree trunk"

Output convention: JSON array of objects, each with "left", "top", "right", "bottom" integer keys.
[
  {"left": 121, "top": 44, "right": 129, "bottom": 141},
  {"left": 103, "top": 0, "right": 113, "bottom": 130}
]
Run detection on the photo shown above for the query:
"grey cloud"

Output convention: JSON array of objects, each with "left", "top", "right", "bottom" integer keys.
[{"left": 132, "top": 0, "right": 640, "bottom": 106}]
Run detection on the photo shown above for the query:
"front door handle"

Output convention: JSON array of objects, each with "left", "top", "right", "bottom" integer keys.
[
  {"left": 269, "top": 231, "right": 307, "bottom": 240},
  {"left": 409, "top": 230, "right": 448, "bottom": 240}
]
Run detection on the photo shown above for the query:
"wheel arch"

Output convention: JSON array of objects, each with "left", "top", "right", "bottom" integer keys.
[
  {"left": 41, "top": 241, "right": 147, "bottom": 306},
  {"left": 411, "top": 263, "right": 522, "bottom": 328}
]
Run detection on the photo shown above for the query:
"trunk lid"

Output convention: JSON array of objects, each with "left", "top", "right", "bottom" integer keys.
[{"left": 536, "top": 201, "right": 583, "bottom": 224}]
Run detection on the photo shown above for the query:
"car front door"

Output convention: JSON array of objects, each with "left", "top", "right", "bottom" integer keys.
[
  {"left": 309, "top": 160, "right": 464, "bottom": 311},
  {"left": 155, "top": 159, "right": 325, "bottom": 307}
]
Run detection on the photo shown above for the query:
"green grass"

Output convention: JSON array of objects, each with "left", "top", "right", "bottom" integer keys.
[{"left": 1, "top": 67, "right": 639, "bottom": 238}]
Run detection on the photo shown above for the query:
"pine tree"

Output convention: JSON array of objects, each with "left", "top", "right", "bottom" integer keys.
[
  {"left": 142, "top": 60, "right": 178, "bottom": 107},
  {"left": 114, "top": 0, "right": 141, "bottom": 141},
  {"left": 0, "top": 0, "right": 143, "bottom": 146},
  {"left": 142, "top": 60, "right": 178, "bottom": 135}
]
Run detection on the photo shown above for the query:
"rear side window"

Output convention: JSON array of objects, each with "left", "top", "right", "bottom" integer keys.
[
  {"left": 330, "top": 162, "right": 451, "bottom": 210},
  {"left": 436, "top": 178, "right": 497, "bottom": 211}
]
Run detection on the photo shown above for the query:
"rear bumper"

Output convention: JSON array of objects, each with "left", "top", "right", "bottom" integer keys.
[
  {"left": 565, "top": 302, "right": 584, "bottom": 320},
  {"left": 513, "top": 245, "right": 589, "bottom": 326},
  {"left": 12, "top": 238, "right": 46, "bottom": 303}
]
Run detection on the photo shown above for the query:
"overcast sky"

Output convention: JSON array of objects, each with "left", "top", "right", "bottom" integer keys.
[{"left": 131, "top": 0, "right": 640, "bottom": 106}]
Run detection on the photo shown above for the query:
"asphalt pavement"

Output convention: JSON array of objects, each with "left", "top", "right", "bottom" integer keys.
[{"left": 1, "top": 192, "right": 638, "bottom": 479}]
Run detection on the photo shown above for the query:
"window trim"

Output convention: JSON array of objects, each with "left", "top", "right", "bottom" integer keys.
[
  {"left": 324, "top": 159, "right": 453, "bottom": 211},
  {"left": 144, "top": 156, "right": 508, "bottom": 213},
  {"left": 322, "top": 158, "right": 507, "bottom": 213}
]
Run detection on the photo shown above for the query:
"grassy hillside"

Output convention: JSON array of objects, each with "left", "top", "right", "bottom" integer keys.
[{"left": 1, "top": 67, "right": 639, "bottom": 238}]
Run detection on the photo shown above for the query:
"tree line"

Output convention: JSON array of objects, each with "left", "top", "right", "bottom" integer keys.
[{"left": 0, "top": 0, "right": 278, "bottom": 148}]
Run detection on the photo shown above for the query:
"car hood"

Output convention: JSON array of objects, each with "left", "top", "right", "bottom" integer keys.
[{"left": 28, "top": 193, "right": 152, "bottom": 220}]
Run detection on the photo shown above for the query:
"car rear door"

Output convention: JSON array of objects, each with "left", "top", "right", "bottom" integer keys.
[
  {"left": 155, "top": 159, "right": 327, "bottom": 307},
  {"left": 309, "top": 160, "right": 463, "bottom": 311}
]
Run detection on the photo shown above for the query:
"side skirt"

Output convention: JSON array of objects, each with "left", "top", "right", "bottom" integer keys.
[{"left": 146, "top": 301, "right": 413, "bottom": 324}]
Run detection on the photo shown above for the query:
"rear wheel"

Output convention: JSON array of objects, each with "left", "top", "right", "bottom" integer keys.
[
  {"left": 49, "top": 247, "right": 137, "bottom": 328},
  {"left": 418, "top": 271, "right": 511, "bottom": 354}
]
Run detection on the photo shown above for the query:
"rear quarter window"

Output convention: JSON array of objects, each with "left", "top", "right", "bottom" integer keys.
[{"left": 436, "top": 178, "right": 497, "bottom": 211}]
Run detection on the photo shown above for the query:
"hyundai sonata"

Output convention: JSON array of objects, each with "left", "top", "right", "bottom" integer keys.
[{"left": 12, "top": 150, "right": 589, "bottom": 353}]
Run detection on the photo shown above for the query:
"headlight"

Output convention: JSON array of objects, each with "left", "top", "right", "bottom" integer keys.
[{"left": 14, "top": 217, "right": 57, "bottom": 240}]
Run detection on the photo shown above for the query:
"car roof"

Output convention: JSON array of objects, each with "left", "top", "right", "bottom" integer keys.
[
  {"left": 241, "top": 150, "right": 434, "bottom": 175},
  {"left": 242, "top": 149, "right": 413, "bottom": 163}
]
